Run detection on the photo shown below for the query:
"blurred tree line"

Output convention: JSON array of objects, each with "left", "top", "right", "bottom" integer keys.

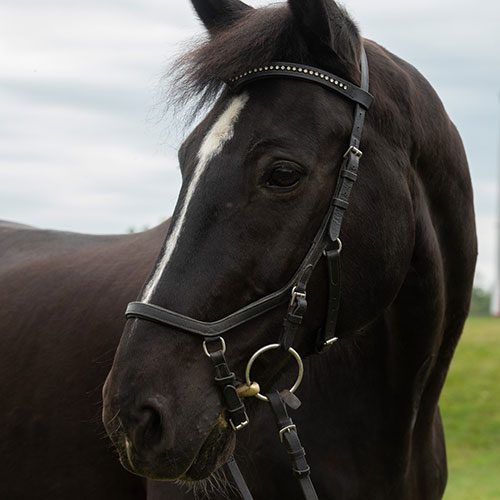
[
  {"left": 470, "top": 287, "right": 492, "bottom": 316},
  {"left": 127, "top": 225, "right": 150, "bottom": 234}
]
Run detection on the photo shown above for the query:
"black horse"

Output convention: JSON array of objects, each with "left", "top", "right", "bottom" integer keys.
[{"left": 1, "top": 0, "right": 476, "bottom": 499}]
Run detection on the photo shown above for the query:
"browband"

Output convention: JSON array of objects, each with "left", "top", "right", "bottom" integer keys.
[{"left": 229, "top": 62, "right": 373, "bottom": 109}]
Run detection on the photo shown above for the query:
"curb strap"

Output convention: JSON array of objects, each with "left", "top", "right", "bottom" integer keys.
[
  {"left": 267, "top": 391, "right": 319, "bottom": 500},
  {"left": 225, "top": 457, "right": 254, "bottom": 500},
  {"left": 204, "top": 337, "right": 249, "bottom": 431}
]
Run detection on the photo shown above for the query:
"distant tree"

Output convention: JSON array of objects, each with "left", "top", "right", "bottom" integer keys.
[
  {"left": 127, "top": 225, "right": 150, "bottom": 234},
  {"left": 469, "top": 287, "right": 492, "bottom": 316}
]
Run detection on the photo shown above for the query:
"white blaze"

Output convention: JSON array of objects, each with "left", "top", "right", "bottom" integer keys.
[{"left": 142, "top": 93, "right": 249, "bottom": 302}]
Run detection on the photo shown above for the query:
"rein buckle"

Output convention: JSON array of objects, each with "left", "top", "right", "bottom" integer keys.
[{"left": 279, "top": 424, "right": 297, "bottom": 442}]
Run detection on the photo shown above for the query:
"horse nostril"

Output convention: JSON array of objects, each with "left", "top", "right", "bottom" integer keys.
[
  {"left": 143, "top": 406, "right": 162, "bottom": 443},
  {"left": 132, "top": 404, "right": 165, "bottom": 452}
]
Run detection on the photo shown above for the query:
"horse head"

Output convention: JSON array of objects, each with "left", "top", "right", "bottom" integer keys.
[{"left": 103, "top": 0, "right": 416, "bottom": 482}]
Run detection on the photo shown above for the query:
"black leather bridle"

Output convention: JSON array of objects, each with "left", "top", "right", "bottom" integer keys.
[{"left": 126, "top": 47, "right": 372, "bottom": 500}]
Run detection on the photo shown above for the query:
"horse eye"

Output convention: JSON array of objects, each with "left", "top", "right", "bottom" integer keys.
[{"left": 266, "top": 163, "right": 304, "bottom": 190}]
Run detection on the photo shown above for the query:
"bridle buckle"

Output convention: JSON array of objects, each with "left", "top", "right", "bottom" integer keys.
[
  {"left": 279, "top": 424, "right": 297, "bottom": 442},
  {"left": 289, "top": 286, "right": 307, "bottom": 308},
  {"left": 344, "top": 145, "right": 363, "bottom": 159},
  {"left": 231, "top": 415, "right": 250, "bottom": 431}
]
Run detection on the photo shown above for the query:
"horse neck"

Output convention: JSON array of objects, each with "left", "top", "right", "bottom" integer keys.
[{"left": 300, "top": 306, "right": 442, "bottom": 452}]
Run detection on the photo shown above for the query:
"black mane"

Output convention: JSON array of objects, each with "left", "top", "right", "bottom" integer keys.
[{"left": 171, "top": 3, "right": 360, "bottom": 110}]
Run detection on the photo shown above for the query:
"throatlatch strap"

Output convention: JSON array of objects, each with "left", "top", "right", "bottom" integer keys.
[
  {"left": 267, "top": 391, "right": 319, "bottom": 500},
  {"left": 317, "top": 246, "right": 341, "bottom": 351},
  {"left": 319, "top": 47, "right": 370, "bottom": 347},
  {"left": 225, "top": 457, "right": 254, "bottom": 500},
  {"left": 330, "top": 48, "right": 369, "bottom": 241}
]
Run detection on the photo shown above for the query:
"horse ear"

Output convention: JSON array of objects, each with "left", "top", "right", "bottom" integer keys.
[
  {"left": 288, "top": 0, "right": 333, "bottom": 48},
  {"left": 288, "top": 0, "right": 359, "bottom": 57},
  {"left": 288, "top": 0, "right": 360, "bottom": 74},
  {"left": 191, "top": 0, "right": 253, "bottom": 33}
]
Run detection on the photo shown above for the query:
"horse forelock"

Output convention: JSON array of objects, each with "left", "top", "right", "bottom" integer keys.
[{"left": 167, "top": 2, "right": 360, "bottom": 114}]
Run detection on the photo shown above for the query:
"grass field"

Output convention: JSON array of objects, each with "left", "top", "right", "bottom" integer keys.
[{"left": 441, "top": 317, "right": 500, "bottom": 500}]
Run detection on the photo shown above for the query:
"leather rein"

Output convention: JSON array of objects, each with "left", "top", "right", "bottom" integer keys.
[{"left": 125, "top": 48, "right": 372, "bottom": 499}]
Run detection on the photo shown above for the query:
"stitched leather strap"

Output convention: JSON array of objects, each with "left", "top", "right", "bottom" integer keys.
[
  {"left": 126, "top": 292, "right": 289, "bottom": 337},
  {"left": 225, "top": 457, "right": 254, "bottom": 500},
  {"left": 230, "top": 61, "right": 373, "bottom": 109},
  {"left": 267, "top": 391, "right": 319, "bottom": 500},
  {"left": 317, "top": 245, "right": 341, "bottom": 351},
  {"left": 318, "top": 47, "right": 370, "bottom": 348},
  {"left": 204, "top": 338, "right": 248, "bottom": 431}
]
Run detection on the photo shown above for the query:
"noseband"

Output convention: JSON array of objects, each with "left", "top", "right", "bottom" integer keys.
[{"left": 126, "top": 48, "right": 372, "bottom": 499}]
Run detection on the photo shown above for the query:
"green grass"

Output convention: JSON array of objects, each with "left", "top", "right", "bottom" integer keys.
[{"left": 442, "top": 317, "right": 500, "bottom": 500}]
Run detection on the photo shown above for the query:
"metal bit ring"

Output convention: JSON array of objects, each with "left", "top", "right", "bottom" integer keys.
[{"left": 245, "top": 344, "right": 304, "bottom": 402}]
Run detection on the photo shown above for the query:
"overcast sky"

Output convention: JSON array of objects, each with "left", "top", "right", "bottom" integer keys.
[{"left": 0, "top": 0, "right": 498, "bottom": 288}]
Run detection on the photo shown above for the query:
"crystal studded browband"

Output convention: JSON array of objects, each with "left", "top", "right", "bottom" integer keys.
[
  {"left": 230, "top": 64, "right": 350, "bottom": 90},
  {"left": 228, "top": 61, "right": 373, "bottom": 109}
]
